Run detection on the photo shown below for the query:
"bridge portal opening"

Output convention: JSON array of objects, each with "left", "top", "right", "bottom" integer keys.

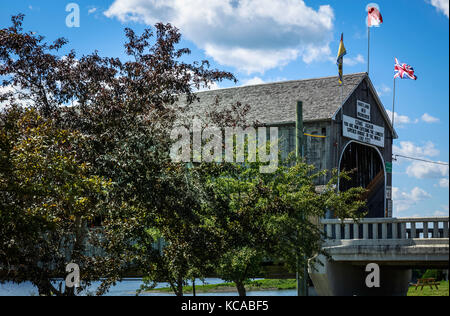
[{"left": 339, "top": 142, "right": 385, "bottom": 218}]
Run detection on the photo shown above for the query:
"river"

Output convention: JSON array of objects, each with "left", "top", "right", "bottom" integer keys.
[{"left": 0, "top": 278, "right": 316, "bottom": 296}]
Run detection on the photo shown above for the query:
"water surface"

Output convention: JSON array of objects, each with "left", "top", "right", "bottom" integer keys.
[{"left": 1, "top": 279, "right": 314, "bottom": 296}]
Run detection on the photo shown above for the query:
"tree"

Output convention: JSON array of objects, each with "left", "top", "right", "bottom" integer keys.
[
  {"left": 133, "top": 164, "right": 225, "bottom": 297},
  {"left": 1, "top": 14, "right": 366, "bottom": 297},
  {"left": 1, "top": 14, "right": 237, "bottom": 295},
  {"left": 198, "top": 161, "right": 273, "bottom": 296},
  {"left": 200, "top": 155, "right": 366, "bottom": 296},
  {"left": 0, "top": 107, "right": 111, "bottom": 295},
  {"left": 263, "top": 159, "right": 366, "bottom": 277}
]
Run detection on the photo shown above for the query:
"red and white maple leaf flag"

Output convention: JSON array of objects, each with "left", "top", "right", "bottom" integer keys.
[{"left": 367, "top": 5, "right": 383, "bottom": 27}]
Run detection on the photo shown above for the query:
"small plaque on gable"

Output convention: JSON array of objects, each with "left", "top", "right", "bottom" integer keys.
[{"left": 357, "top": 100, "right": 371, "bottom": 121}]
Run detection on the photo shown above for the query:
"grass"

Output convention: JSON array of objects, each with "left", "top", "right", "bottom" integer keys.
[
  {"left": 145, "top": 279, "right": 450, "bottom": 296},
  {"left": 407, "top": 281, "right": 449, "bottom": 296},
  {"left": 145, "top": 279, "right": 297, "bottom": 294}
]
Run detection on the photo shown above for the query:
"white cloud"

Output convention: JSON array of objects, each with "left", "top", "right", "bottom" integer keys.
[
  {"left": 393, "top": 141, "right": 440, "bottom": 158},
  {"left": 392, "top": 186, "right": 432, "bottom": 212},
  {"left": 344, "top": 54, "right": 365, "bottom": 66},
  {"left": 421, "top": 113, "right": 440, "bottom": 123},
  {"left": 395, "top": 141, "right": 449, "bottom": 181},
  {"left": 326, "top": 53, "right": 365, "bottom": 67},
  {"left": 302, "top": 45, "right": 333, "bottom": 64},
  {"left": 0, "top": 85, "right": 32, "bottom": 109},
  {"left": 429, "top": 0, "right": 449, "bottom": 18},
  {"left": 386, "top": 110, "right": 418, "bottom": 126},
  {"left": 406, "top": 161, "right": 449, "bottom": 179},
  {"left": 410, "top": 187, "right": 432, "bottom": 200},
  {"left": 439, "top": 178, "right": 449, "bottom": 188},
  {"left": 376, "top": 84, "right": 392, "bottom": 97},
  {"left": 88, "top": 7, "right": 98, "bottom": 14},
  {"left": 205, "top": 46, "right": 300, "bottom": 74},
  {"left": 434, "top": 210, "right": 448, "bottom": 216},
  {"left": 241, "top": 77, "right": 266, "bottom": 86},
  {"left": 386, "top": 111, "right": 440, "bottom": 126},
  {"left": 104, "top": 0, "right": 335, "bottom": 74},
  {"left": 239, "top": 76, "right": 287, "bottom": 86}
]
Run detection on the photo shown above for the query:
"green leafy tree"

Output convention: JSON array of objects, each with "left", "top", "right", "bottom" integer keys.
[
  {"left": 1, "top": 14, "right": 237, "bottom": 295},
  {"left": 0, "top": 107, "right": 111, "bottom": 295},
  {"left": 264, "top": 159, "right": 366, "bottom": 277},
  {"left": 134, "top": 165, "right": 225, "bottom": 297},
  {"left": 1, "top": 14, "right": 367, "bottom": 297},
  {"left": 200, "top": 154, "right": 366, "bottom": 296}
]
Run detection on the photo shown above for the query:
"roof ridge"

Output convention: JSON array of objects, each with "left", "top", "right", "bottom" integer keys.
[{"left": 195, "top": 72, "right": 367, "bottom": 94}]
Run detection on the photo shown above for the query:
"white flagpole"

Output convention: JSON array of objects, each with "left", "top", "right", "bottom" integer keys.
[
  {"left": 392, "top": 77, "right": 396, "bottom": 127},
  {"left": 367, "top": 26, "right": 371, "bottom": 75}
]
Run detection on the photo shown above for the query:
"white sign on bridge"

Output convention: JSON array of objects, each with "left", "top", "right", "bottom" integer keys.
[
  {"left": 357, "top": 100, "right": 371, "bottom": 121},
  {"left": 343, "top": 115, "right": 385, "bottom": 148}
]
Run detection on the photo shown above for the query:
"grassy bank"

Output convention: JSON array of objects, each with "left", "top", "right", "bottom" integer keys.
[
  {"left": 145, "top": 279, "right": 449, "bottom": 296},
  {"left": 407, "top": 281, "right": 449, "bottom": 296},
  {"left": 145, "top": 279, "right": 297, "bottom": 294}
]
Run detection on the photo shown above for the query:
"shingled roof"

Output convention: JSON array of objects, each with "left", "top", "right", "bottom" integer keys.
[{"left": 187, "top": 72, "right": 367, "bottom": 125}]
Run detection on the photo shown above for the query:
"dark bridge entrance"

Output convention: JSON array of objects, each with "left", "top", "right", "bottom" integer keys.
[{"left": 339, "top": 141, "right": 385, "bottom": 218}]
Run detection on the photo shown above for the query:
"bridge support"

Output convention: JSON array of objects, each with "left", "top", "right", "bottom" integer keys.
[
  {"left": 311, "top": 217, "right": 449, "bottom": 296},
  {"left": 309, "top": 255, "right": 411, "bottom": 296}
]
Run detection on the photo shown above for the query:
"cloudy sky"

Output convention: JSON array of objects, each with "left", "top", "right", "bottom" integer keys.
[{"left": 1, "top": 0, "right": 449, "bottom": 218}]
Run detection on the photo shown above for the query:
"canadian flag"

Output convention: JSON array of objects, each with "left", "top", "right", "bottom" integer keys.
[{"left": 367, "top": 6, "right": 383, "bottom": 27}]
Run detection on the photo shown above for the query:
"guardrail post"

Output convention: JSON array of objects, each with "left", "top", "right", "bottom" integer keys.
[
  {"left": 363, "top": 223, "right": 369, "bottom": 240},
  {"left": 344, "top": 224, "right": 351, "bottom": 239},
  {"left": 335, "top": 224, "right": 341, "bottom": 240},
  {"left": 353, "top": 223, "right": 360, "bottom": 239},
  {"left": 326, "top": 224, "right": 333, "bottom": 239},
  {"left": 392, "top": 222, "right": 398, "bottom": 239},
  {"left": 433, "top": 221, "right": 439, "bottom": 238},
  {"left": 411, "top": 222, "right": 416, "bottom": 238},
  {"left": 400, "top": 222, "right": 407, "bottom": 239},
  {"left": 382, "top": 223, "right": 388, "bottom": 239},
  {"left": 320, "top": 217, "right": 449, "bottom": 241}
]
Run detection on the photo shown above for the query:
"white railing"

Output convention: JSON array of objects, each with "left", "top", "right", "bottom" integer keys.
[{"left": 321, "top": 217, "right": 449, "bottom": 240}]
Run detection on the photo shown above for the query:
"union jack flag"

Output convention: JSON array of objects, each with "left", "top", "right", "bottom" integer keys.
[{"left": 394, "top": 58, "right": 417, "bottom": 80}]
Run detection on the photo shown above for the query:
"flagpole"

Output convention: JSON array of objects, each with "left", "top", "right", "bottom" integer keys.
[
  {"left": 392, "top": 77, "right": 396, "bottom": 127},
  {"left": 367, "top": 26, "right": 370, "bottom": 75}
]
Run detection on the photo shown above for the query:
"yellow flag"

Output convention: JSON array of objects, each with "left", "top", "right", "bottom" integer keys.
[{"left": 336, "top": 33, "right": 347, "bottom": 85}]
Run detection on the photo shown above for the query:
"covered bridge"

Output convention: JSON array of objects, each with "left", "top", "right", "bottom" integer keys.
[{"left": 188, "top": 73, "right": 397, "bottom": 218}]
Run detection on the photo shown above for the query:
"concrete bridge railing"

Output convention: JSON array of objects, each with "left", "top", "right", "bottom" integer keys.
[
  {"left": 321, "top": 217, "right": 449, "bottom": 240},
  {"left": 310, "top": 217, "right": 449, "bottom": 296}
]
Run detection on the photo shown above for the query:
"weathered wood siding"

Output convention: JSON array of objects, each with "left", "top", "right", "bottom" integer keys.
[
  {"left": 332, "top": 77, "right": 394, "bottom": 217},
  {"left": 271, "top": 77, "right": 394, "bottom": 217}
]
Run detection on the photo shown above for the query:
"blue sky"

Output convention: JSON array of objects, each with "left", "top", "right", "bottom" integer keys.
[{"left": 1, "top": 0, "right": 448, "bottom": 218}]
